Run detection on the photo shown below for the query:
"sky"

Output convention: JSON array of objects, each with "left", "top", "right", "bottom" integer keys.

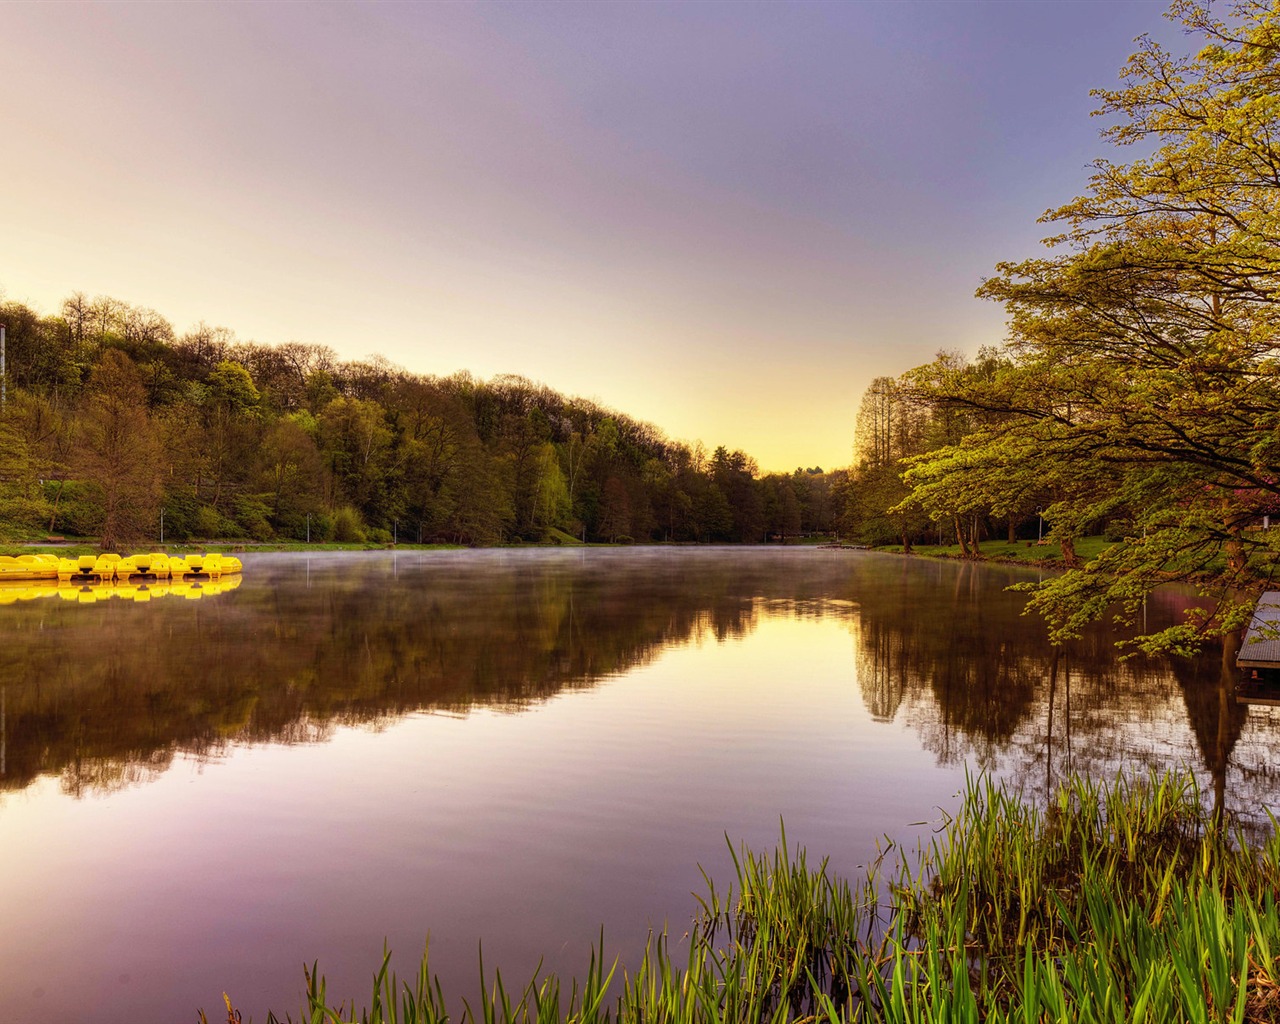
[{"left": 1, "top": 1, "right": 1181, "bottom": 472}]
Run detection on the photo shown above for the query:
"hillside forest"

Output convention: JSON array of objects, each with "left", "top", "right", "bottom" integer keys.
[{"left": 0, "top": 293, "right": 842, "bottom": 549}]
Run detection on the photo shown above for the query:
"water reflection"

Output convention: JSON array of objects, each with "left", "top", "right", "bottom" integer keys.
[
  {"left": 0, "top": 574, "right": 242, "bottom": 604},
  {"left": 0, "top": 549, "right": 1275, "bottom": 823},
  {"left": 851, "top": 558, "right": 1277, "bottom": 826}
]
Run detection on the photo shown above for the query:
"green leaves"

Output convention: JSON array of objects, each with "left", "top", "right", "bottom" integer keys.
[{"left": 865, "top": 0, "right": 1280, "bottom": 654}]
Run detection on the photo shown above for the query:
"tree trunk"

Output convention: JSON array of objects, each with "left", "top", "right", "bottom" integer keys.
[
  {"left": 1226, "top": 524, "right": 1246, "bottom": 573},
  {"left": 901, "top": 531, "right": 912, "bottom": 555},
  {"left": 953, "top": 516, "right": 970, "bottom": 557},
  {"left": 1060, "top": 534, "right": 1081, "bottom": 568},
  {"left": 1008, "top": 514, "right": 1017, "bottom": 543},
  {"left": 47, "top": 480, "right": 65, "bottom": 532}
]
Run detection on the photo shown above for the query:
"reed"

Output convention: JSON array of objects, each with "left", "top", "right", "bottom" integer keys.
[{"left": 243, "top": 771, "right": 1280, "bottom": 1024}]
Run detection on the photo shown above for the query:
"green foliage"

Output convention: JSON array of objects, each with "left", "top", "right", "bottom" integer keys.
[
  {"left": 230, "top": 494, "right": 275, "bottom": 542},
  {"left": 47, "top": 479, "right": 101, "bottom": 537},
  {"left": 0, "top": 292, "right": 829, "bottom": 548},
  {"left": 0, "top": 497, "right": 50, "bottom": 539},
  {"left": 330, "top": 505, "right": 367, "bottom": 544},
  {"left": 844, "top": 0, "right": 1280, "bottom": 652},
  {"left": 206, "top": 360, "right": 260, "bottom": 413},
  {"left": 0, "top": 419, "right": 52, "bottom": 537},
  {"left": 78, "top": 349, "right": 161, "bottom": 551},
  {"left": 194, "top": 504, "right": 231, "bottom": 539}
]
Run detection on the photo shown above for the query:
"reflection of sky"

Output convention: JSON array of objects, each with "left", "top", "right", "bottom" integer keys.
[
  {"left": 0, "top": 612, "right": 967, "bottom": 1023},
  {"left": 0, "top": 3, "right": 1185, "bottom": 471}
]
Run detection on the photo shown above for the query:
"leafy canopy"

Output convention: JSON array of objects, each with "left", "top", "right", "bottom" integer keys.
[{"left": 902, "top": 0, "right": 1280, "bottom": 652}]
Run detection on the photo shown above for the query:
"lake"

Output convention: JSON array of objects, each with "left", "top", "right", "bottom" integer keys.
[{"left": 0, "top": 548, "right": 1274, "bottom": 1022}]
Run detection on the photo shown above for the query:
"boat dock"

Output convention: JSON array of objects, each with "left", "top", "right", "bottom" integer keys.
[{"left": 1238, "top": 591, "right": 1280, "bottom": 669}]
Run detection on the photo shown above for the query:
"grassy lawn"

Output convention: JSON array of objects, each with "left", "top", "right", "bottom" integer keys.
[
  {"left": 878, "top": 535, "right": 1115, "bottom": 564},
  {"left": 0, "top": 540, "right": 466, "bottom": 558}
]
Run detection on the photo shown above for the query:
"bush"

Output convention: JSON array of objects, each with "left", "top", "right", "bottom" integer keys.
[
  {"left": 0, "top": 495, "right": 52, "bottom": 535},
  {"left": 155, "top": 489, "right": 200, "bottom": 542},
  {"left": 231, "top": 494, "right": 275, "bottom": 542},
  {"left": 330, "top": 506, "right": 366, "bottom": 544},
  {"left": 187, "top": 504, "right": 245, "bottom": 541},
  {"left": 50, "top": 480, "right": 103, "bottom": 537},
  {"left": 1103, "top": 519, "right": 1135, "bottom": 543}
]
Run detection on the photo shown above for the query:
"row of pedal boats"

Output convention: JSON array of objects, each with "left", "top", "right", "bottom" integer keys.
[{"left": 0, "top": 551, "right": 243, "bottom": 583}]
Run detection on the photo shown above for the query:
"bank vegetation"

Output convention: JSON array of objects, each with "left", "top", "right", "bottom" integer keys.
[{"left": 215, "top": 771, "right": 1280, "bottom": 1024}]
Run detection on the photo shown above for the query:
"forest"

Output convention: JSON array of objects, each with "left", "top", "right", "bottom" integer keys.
[{"left": 0, "top": 293, "right": 845, "bottom": 550}]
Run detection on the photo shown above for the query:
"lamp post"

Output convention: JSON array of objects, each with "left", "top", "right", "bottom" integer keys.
[
  {"left": 306, "top": 512, "right": 311, "bottom": 544},
  {"left": 393, "top": 520, "right": 398, "bottom": 546},
  {"left": 1037, "top": 509, "right": 1043, "bottom": 543},
  {"left": 160, "top": 508, "right": 165, "bottom": 545}
]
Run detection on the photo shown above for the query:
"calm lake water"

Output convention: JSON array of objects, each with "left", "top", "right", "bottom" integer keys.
[{"left": 0, "top": 548, "right": 1276, "bottom": 1022}]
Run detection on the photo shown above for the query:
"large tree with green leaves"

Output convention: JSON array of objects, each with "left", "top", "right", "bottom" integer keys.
[{"left": 904, "top": 0, "right": 1280, "bottom": 652}]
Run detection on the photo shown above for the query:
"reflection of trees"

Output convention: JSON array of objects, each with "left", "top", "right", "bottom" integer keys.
[
  {"left": 0, "top": 551, "right": 863, "bottom": 797},
  {"left": 849, "top": 561, "right": 1280, "bottom": 829},
  {"left": 8, "top": 550, "right": 1280, "bottom": 822},
  {"left": 852, "top": 560, "right": 1043, "bottom": 762}
]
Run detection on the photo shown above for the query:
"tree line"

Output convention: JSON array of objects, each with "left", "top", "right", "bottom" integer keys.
[
  {"left": 839, "top": 0, "right": 1280, "bottom": 654},
  {"left": 0, "top": 293, "right": 843, "bottom": 548}
]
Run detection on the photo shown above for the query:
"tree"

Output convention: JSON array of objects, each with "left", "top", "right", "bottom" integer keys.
[
  {"left": 318, "top": 396, "right": 392, "bottom": 520},
  {"left": 598, "top": 475, "right": 633, "bottom": 542},
  {"left": 845, "top": 376, "right": 933, "bottom": 550},
  {"left": 531, "top": 442, "right": 571, "bottom": 533},
  {"left": 5, "top": 391, "right": 76, "bottom": 531},
  {"left": 256, "top": 415, "right": 325, "bottom": 536},
  {"left": 905, "top": 0, "right": 1280, "bottom": 651},
  {"left": 0, "top": 286, "right": 793, "bottom": 550},
  {"left": 0, "top": 420, "right": 50, "bottom": 535},
  {"left": 76, "top": 350, "right": 161, "bottom": 550}
]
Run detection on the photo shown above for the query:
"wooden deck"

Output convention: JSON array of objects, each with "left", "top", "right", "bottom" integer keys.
[{"left": 1238, "top": 591, "right": 1280, "bottom": 668}]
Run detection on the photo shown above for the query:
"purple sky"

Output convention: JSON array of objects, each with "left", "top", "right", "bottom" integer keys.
[{"left": 1, "top": 1, "right": 1175, "bottom": 471}]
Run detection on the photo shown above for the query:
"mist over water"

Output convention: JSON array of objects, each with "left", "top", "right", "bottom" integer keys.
[{"left": 0, "top": 548, "right": 1273, "bottom": 1021}]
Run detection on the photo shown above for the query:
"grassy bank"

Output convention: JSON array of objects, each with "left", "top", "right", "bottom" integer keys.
[
  {"left": 0, "top": 541, "right": 467, "bottom": 558},
  {"left": 876, "top": 536, "right": 1115, "bottom": 567},
  {"left": 221, "top": 771, "right": 1280, "bottom": 1024}
]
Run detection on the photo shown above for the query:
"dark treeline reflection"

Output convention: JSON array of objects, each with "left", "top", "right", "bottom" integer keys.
[
  {"left": 0, "top": 551, "right": 1273, "bottom": 816},
  {"left": 0, "top": 550, "right": 851, "bottom": 796},
  {"left": 853, "top": 557, "right": 1280, "bottom": 823}
]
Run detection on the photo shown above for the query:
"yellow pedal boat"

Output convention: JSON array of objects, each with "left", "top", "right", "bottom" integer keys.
[{"left": 0, "top": 553, "right": 60, "bottom": 581}]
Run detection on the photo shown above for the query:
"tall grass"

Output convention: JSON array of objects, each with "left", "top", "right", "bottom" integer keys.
[{"left": 227, "top": 771, "right": 1280, "bottom": 1024}]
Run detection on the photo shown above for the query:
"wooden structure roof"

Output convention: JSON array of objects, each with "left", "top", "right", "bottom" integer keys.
[{"left": 1238, "top": 592, "right": 1280, "bottom": 669}]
